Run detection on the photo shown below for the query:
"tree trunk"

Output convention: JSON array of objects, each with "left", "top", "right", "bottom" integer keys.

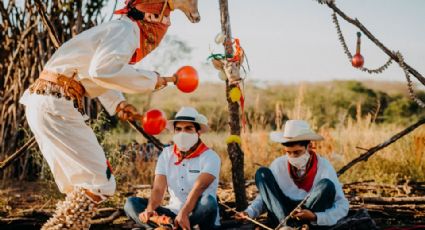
[{"left": 218, "top": 0, "right": 248, "bottom": 210}]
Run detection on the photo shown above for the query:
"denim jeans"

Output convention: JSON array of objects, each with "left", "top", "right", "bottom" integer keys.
[
  {"left": 255, "top": 167, "right": 336, "bottom": 227},
  {"left": 124, "top": 195, "right": 218, "bottom": 229}
]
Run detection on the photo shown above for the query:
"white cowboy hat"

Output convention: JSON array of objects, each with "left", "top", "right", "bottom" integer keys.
[
  {"left": 166, "top": 107, "right": 209, "bottom": 133},
  {"left": 270, "top": 120, "right": 324, "bottom": 143}
]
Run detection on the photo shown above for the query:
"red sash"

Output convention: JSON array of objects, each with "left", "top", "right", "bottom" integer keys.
[
  {"left": 288, "top": 151, "right": 318, "bottom": 192},
  {"left": 114, "top": 1, "right": 171, "bottom": 64},
  {"left": 173, "top": 142, "right": 209, "bottom": 165}
]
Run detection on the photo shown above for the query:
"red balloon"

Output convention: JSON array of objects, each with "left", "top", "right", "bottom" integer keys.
[
  {"left": 142, "top": 109, "right": 167, "bottom": 135},
  {"left": 175, "top": 66, "right": 199, "bottom": 93},
  {"left": 352, "top": 53, "right": 364, "bottom": 68}
]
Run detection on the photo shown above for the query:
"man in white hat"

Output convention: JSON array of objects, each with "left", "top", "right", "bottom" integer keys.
[
  {"left": 124, "top": 107, "right": 221, "bottom": 229},
  {"left": 235, "top": 120, "right": 349, "bottom": 228}
]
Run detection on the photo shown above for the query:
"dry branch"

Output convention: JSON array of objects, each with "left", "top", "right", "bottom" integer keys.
[
  {"left": 354, "top": 196, "right": 425, "bottom": 204},
  {"left": 337, "top": 118, "right": 425, "bottom": 176},
  {"left": 0, "top": 137, "right": 36, "bottom": 171}
]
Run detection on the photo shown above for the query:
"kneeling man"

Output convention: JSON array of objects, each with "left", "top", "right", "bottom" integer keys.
[
  {"left": 236, "top": 120, "right": 349, "bottom": 228},
  {"left": 125, "top": 107, "right": 221, "bottom": 229}
]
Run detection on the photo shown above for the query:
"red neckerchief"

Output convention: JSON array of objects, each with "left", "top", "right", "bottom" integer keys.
[
  {"left": 173, "top": 142, "right": 209, "bottom": 165},
  {"left": 114, "top": 1, "right": 171, "bottom": 64},
  {"left": 288, "top": 151, "right": 318, "bottom": 192}
]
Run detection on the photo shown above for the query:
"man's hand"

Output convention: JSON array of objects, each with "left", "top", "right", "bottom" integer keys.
[
  {"left": 139, "top": 209, "right": 157, "bottom": 223},
  {"left": 292, "top": 209, "right": 317, "bottom": 222},
  {"left": 174, "top": 211, "right": 191, "bottom": 230},
  {"left": 116, "top": 101, "right": 141, "bottom": 121},
  {"left": 155, "top": 75, "right": 168, "bottom": 90},
  {"left": 234, "top": 211, "right": 249, "bottom": 221}
]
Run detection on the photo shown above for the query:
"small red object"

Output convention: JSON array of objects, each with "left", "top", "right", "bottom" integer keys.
[
  {"left": 351, "top": 32, "right": 364, "bottom": 68},
  {"left": 352, "top": 53, "right": 364, "bottom": 68},
  {"left": 142, "top": 109, "right": 167, "bottom": 135},
  {"left": 175, "top": 66, "right": 199, "bottom": 93}
]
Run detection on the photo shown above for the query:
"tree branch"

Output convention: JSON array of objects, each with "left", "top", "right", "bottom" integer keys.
[{"left": 337, "top": 118, "right": 425, "bottom": 176}]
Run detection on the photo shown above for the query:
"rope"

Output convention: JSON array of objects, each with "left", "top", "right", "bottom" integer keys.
[
  {"left": 395, "top": 52, "right": 425, "bottom": 108},
  {"left": 331, "top": 12, "right": 394, "bottom": 74}
]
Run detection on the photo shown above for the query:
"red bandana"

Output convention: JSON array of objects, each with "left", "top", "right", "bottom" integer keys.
[
  {"left": 173, "top": 142, "right": 209, "bottom": 165},
  {"left": 288, "top": 151, "right": 318, "bottom": 192},
  {"left": 114, "top": 0, "right": 171, "bottom": 64}
]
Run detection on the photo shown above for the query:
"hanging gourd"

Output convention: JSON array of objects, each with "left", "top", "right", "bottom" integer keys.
[{"left": 351, "top": 32, "right": 364, "bottom": 68}]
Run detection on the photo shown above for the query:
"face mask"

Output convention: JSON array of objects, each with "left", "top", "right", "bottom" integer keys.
[
  {"left": 173, "top": 132, "right": 199, "bottom": 151},
  {"left": 288, "top": 151, "right": 310, "bottom": 169}
]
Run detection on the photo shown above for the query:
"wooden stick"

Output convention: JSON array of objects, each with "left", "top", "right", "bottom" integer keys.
[
  {"left": 128, "top": 121, "right": 164, "bottom": 151},
  {"left": 337, "top": 118, "right": 425, "bottom": 176},
  {"left": 325, "top": 1, "right": 425, "bottom": 86},
  {"left": 354, "top": 196, "right": 425, "bottom": 204},
  {"left": 0, "top": 137, "right": 36, "bottom": 171},
  {"left": 219, "top": 201, "right": 273, "bottom": 230},
  {"left": 275, "top": 193, "right": 311, "bottom": 230},
  {"left": 34, "top": 0, "right": 61, "bottom": 49},
  {"left": 90, "top": 209, "right": 122, "bottom": 224}
]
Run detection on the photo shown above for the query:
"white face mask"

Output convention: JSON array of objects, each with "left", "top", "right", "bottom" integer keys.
[
  {"left": 288, "top": 151, "right": 310, "bottom": 169},
  {"left": 173, "top": 132, "right": 199, "bottom": 151}
]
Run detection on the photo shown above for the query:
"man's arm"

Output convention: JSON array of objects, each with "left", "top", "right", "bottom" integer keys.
[
  {"left": 147, "top": 174, "right": 167, "bottom": 211},
  {"left": 139, "top": 175, "right": 167, "bottom": 223},
  {"left": 174, "top": 173, "right": 215, "bottom": 229}
]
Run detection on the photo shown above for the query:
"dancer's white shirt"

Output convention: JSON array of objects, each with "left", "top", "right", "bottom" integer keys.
[
  {"left": 155, "top": 146, "right": 221, "bottom": 226},
  {"left": 41, "top": 16, "right": 158, "bottom": 115},
  {"left": 19, "top": 16, "right": 159, "bottom": 196},
  {"left": 245, "top": 155, "right": 349, "bottom": 226}
]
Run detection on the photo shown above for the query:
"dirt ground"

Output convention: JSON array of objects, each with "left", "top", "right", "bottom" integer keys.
[{"left": 1, "top": 180, "right": 425, "bottom": 229}]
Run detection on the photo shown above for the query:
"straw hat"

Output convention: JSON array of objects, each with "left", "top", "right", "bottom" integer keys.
[
  {"left": 270, "top": 120, "right": 324, "bottom": 143},
  {"left": 166, "top": 107, "right": 209, "bottom": 133}
]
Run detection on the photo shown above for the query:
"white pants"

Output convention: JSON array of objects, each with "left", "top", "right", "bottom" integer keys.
[{"left": 20, "top": 90, "right": 116, "bottom": 196}]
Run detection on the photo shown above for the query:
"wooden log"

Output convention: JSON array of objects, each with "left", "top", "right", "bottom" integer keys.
[
  {"left": 353, "top": 196, "right": 425, "bottom": 204},
  {"left": 90, "top": 209, "right": 122, "bottom": 224}
]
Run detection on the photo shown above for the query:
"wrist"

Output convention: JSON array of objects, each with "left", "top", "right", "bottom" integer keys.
[
  {"left": 179, "top": 207, "right": 191, "bottom": 216},
  {"left": 146, "top": 204, "right": 156, "bottom": 212}
]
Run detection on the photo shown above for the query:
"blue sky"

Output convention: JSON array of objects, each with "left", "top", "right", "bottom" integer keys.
[{"left": 116, "top": 0, "right": 424, "bottom": 84}]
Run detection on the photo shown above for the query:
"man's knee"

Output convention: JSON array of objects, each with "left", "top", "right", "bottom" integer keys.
[
  {"left": 124, "top": 197, "right": 146, "bottom": 215},
  {"left": 198, "top": 195, "right": 217, "bottom": 213},
  {"left": 316, "top": 178, "right": 335, "bottom": 194},
  {"left": 255, "top": 167, "right": 273, "bottom": 183}
]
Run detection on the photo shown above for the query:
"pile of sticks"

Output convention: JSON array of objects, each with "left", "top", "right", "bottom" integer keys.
[{"left": 343, "top": 181, "right": 425, "bottom": 225}]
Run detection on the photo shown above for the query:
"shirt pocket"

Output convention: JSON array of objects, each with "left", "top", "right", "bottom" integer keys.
[{"left": 186, "top": 168, "right": 201, "bottom": 185}]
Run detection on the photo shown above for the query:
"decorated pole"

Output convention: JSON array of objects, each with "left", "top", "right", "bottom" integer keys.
[{"left": 218, "top": 0, "right": 248, "bottom": 210}]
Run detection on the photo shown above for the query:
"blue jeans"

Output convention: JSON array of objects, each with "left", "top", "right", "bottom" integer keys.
[
  {"left": 124, "top": 195, "right": 218, "bottom": 229},
  {"left": 255, "top": 167, "right": 336, "bottom": 227}
]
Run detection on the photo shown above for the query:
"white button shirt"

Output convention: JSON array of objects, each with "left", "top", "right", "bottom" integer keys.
[
  {"left": 43, "top": 16, "right": 158, "bottom": 115},
  {"left": 155, "top": 146, "right": 221, "bottom": 226},
  {"left": 245, "top": 154, "right": 349, "bottom": 226}
]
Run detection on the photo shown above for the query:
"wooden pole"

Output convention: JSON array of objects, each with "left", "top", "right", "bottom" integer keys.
[{"left": 218, "top": 0, "right": 248, "bottom": 210}]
